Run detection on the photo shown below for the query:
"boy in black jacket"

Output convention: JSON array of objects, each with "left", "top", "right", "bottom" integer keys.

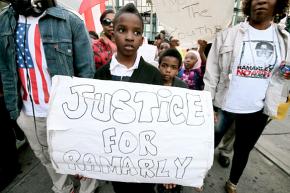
[
  {"left": 94, "top": 3, "right": 162, "bottom": 85},
  {"left": 94, "top": 3, "right": 162, "bottom": 193}
]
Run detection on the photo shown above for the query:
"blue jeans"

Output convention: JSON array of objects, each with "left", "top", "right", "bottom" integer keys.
[
  {"left": 218, "top": 125, "right": 235, "bottom": 157},
  {"left": 215, "top": 109, "right": 235, "bottom": 147}
]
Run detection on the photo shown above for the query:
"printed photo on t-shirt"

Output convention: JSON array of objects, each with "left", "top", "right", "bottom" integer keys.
[{"left": 236, "top": 40, "right": 276, "bottom": 79}]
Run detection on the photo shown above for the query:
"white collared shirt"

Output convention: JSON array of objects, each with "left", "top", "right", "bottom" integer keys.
[{"left": 110, "top": 53, "right": 141, "bottom": 77}]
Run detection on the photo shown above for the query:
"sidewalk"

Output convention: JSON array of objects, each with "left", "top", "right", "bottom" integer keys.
[
  {"left": 256, "top": 111, "right": 290, "bottom": 175},
  {"left": 3, "top": 146, "right": 290, "bottom": 193},
  {"left": 2, "top": 113, "right": 290, "bottom": 193}
]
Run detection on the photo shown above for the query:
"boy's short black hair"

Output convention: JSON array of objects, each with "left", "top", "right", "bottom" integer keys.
[
  {"left": 159, "top": 48, "right": 182, "bottom": 68},
  {"left": 100, "top": 9, "right": 115, "bottom": 23},
  {"left": 113, "top": 3, "right": 144, "bottom": 32}
]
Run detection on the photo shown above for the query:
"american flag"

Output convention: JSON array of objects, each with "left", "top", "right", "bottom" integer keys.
[
  {"left": 79, "top": 0, "right": 107, "bottom": 33},
  {"left": 16, "top": 21, "right": 50, "bottom": 105}
]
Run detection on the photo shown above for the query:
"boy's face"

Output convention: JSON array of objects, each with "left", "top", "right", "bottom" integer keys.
[
  {"left": 170, "top": 37, "right": 180, "bottom": 48},
  {"left": 159, "top": 56, "right": 179, "bottom": 84},
  {"left": 184, "top": 52, "right": 198, "bottom": 70},
  {"left": 158, "top": 42, "right": 170, "bottom": 56},
  {"left": 113, "top": 13, "right": 144, "bottom": 59},
  {"left": 154, "top": 38, "right": 162, "bottom": 48}
]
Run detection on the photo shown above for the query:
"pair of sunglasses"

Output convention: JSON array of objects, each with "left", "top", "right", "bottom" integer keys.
[{"left": 102, "top": 18, "right": 113, "bottom": 26}]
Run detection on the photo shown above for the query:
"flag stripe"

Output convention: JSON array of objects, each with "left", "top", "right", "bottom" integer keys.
[
  {"left": 84, "top": 9, "right": 96, "bottom": 32},
  {"left": 35, "top": 25, "right": 49, "bottom": 103},
  {"left": 79, "top": 0, "right": 106, "bottom": 14},
  {"left": 92, "top": 5, "right": 103, "bottom": 34},
  {"left": 19, "top": 69, "right": 28, "bottom": 101},
  {"left": 80, "top": 0, "right": 107, "bottom": 32},
  {"left": 28, "top": 68, "right": 40, "bottom": 104},
  {"left": 100, "top": 0, "right": 106, "bottom": 12}
]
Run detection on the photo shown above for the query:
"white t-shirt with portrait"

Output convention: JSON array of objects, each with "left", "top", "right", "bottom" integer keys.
[{"left": 222, "top": 24, "right": 281, "bottom": 113}]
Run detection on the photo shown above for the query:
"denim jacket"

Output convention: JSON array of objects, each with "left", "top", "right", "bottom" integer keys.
[
  {"left": 0, "top": 5, "right": 95, "bottom": 120},
  {"left": 204, "top": 22, "right": 290, "bottom": 117}
]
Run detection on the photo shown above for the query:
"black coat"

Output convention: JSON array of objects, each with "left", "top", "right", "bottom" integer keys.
[{"left": 94, "top": 57, "right": 163, "bottom": 86}]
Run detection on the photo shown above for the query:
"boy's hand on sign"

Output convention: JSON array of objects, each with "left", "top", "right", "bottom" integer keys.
[
  {"left": 163, "top": 183, "right": 176, "bottom": 189},
  {"left": 74, "top": 174, "right": 88, "bottom": 180},
  {"left": 193, "top": 186, "right": 204, "bottom": 192}
]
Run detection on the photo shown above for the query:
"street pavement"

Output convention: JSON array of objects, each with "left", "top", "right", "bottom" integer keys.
[
  {"left": 2, "top": 113, "right": 290, "bottom": 193},
  {"left": 256, "top": 114, "right": 290, "bottom": 175}
]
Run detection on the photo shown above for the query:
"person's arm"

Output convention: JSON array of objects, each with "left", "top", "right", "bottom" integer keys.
[
  {"left": 71, "top": 16, "right": 96, "bottom": 78},
  {"left": 203, "top": 33, "right": 223, "bottom": 101},
  {"left": 197, "top": 39, "right": 207, "bottom": 65}
]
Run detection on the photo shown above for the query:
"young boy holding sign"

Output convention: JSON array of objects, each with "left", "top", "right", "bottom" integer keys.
[{"left": 94, "top": 3, "right": 162, "bottom": 193}]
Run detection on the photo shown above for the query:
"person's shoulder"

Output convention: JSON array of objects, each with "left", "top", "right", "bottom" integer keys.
[
  {"left": 136, "top": 57, "right": 163, "bottom": 85},
  {"left": 275, "top": 22, "right": 290, "bottom": 35},
  {"left": 173, "top": 77, "right": 188, "bottom": 88},
  {"left": 193, "top": 67, "right": 201, "bottom": 73},
  {"left": 217, "top": 22, "right": 245, "bottom": 37},
  {"left": 93, "top": 38, "right": 106, "bottom": 46},
  {"left": 0, "top": 5, "right": 12, "bottom": 18},
  {"left": 139, "top": 57, "right": 160, "bottom": 73},
  {"left": 59, "top": 6, "right": 82, "bottom": 17},
  {"left": 213, "top": 22, "right": 246, "bottom": 45},
  {"left": 0, "top": 6, "right": 14, "bottom": 31},
  {"left": 48, "top": 5, "right": 84, "bottom": 22},
  {"left": 94, "top": 63, "right": 110, "bottom": 79}
]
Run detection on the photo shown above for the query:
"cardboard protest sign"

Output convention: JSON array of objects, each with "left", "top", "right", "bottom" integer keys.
[
  {"left": 151, "top": 0, "right": 235, "bottom": 48},
  {"left": 47, "top": 75, "right": 214, "bottom": 187}
]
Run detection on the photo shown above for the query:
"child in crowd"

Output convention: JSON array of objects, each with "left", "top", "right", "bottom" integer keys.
[
  {"left": 154, "top": 41, "right": 171, "bottom": 65},
  {"left": 157, "top": 48, "right": 186, "bottom": 193},
  {"left": 158, "top": 48, "right": 187, "bottom": 88},
  {"left": 94, "top": 3, "right": 162, "bottom": 193},
  {"left": 178, "top": 50, "right": 203, "bottom": 90},
  {"left": 158, "top": 42, "right": 171, "bottom": 58},
  {"left": 178, "top": 40, "right": 207, "bottom": 90}
]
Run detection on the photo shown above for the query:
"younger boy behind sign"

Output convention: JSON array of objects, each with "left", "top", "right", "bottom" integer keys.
[
  {"left": 157, "top": 48, "right": 186, "bottom": 193},
  {"left": 158, "top": 48, "right": 187, "bottom": 88},
  {"left": 94, "top": 3, "right": 162, "bottom": 193},
  {"left": 157, "top": 49, "right": 203, "bottom": 193}
]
